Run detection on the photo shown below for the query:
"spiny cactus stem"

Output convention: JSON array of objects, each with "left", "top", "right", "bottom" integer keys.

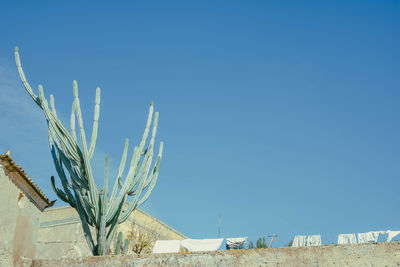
[
  {"left": 115, "top": 232, "right": 123, "bottom": 255},
  {"left": 88, "top": 87, "right": 100, "bottom": 159}
]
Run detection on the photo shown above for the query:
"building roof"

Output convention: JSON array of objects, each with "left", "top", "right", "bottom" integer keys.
[{"left": 0, "top": 154, "right": 55, "bottom": 211}]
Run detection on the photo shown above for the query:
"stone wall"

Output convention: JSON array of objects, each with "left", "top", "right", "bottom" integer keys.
[
  {"left": 19, "top": 242, "right": 400, "bottom": 267},
  {"left": 0, "top": 166, "right": 42, "bottom": 266},
  {"left": 37, "top": 206, "right": 187, "bottom": 258}
]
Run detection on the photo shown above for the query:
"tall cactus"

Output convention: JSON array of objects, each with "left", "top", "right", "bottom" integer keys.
[{"left": 14, "top": 47, "right": 164, "bottom": 256}]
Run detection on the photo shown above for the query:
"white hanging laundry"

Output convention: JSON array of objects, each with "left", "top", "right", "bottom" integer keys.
[
  {"left": 357, "top": 232, "right": 369, "bottom": 243},
  {"left": 292, "top": 235, "right": 307, "bottom": 247},
  {"left": 338, "top": 233, "right": 357, "bottom": 244},
  {"left": 306, "top": 235, "right": 321, "bottom": 246},
  {"left": 387, "top": 231, "right": 400, "bottom": 242},
  {"left": 181, "top": 238, "right": 224, "bottom": 252},
  {"left": 152, "top": 240, "right": 181, "bottom": 254},
  {"left": 371, "top": 231, "right": 386, "bottom": 242},
  {"left": 226, "top": 237, "right": 248, "bottom": 249},
  {"left": 358, "top": 231, "right": 387, "bottom": 243}
]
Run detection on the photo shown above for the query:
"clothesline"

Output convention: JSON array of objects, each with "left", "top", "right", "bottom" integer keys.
[
  {"left": 152, "top": 230, "right": 400, "bottom": 253},
  {"left": 291, "top": 230, "right": 400, "bottom": 247}
]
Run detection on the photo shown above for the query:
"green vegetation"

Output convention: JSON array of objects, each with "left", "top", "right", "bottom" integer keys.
[
  {"left": 247, "top": 237, "right": 268, "bottom": 249},
  {"left": 114, "top": 232, "right": 129, "bottom": 256},
  {"left": 256, "top": 237, "right": 268, "bottom": 248}
]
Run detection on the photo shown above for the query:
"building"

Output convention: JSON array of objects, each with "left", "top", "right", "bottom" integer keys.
[
  {"left": 0, "top": 153, "right": 55, "bottom": 265},
  {"left": 0, "top": 152, "right": 186, "bottom": 262}
]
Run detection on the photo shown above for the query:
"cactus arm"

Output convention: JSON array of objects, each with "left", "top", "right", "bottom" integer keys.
[
  {"left": 88, "top": 87, "right": 100, "bottom": 159},
  {"left": 42, "top": 95, "right": 82, "bottom": 169},
  {"left": 109, "top": 139, "right": 129, "bottom": 202},
  {"left": 39, "top": 85, "right": 81, "bottom": 163},
  {"left": 70, "top": 100, "right": 77, "bottom": 142},
  {"left": 121, "top": 146, "right": 162, "bottom": 222},
  {"left": 115, "top": 232, "right": 123, "bottom": 255},
  {"left": 49, "top": 94, "right": 57, "bottom": 117},
  {"left": 128, "top": 148, "right": 151, "bottom": 193},
  {"left": 58, "top": 150, "right": 88, "bottom": 189},
  {"left": 74, "top": 186, "right": 95, "bottom": 226},
  {"left": 97, "top": 155, "right": 109, "bottom": 255},
  {"left": 138, "top": 102, "right": 153, "bottom": 154},
  {"left": 50, "top": 176, "right": 72, "bottom": 206},
  {"left": 105, "top": 146, "right": 140, "bottom": 221},
  {"left": 106, "top": 193, "right": 126, "bottom": 235},
  {"left": 73, "top": 81, "right": 99, "bottom": 217},
  {"left": 137, "top": 112, "right": 158, "bottom": 177},
  {"left": 106, "top": 194, "right": 126, "bottom": 247},
  {"left": 81, "top": 194, "right": 95, "bottom": 209},
  {"left": 128, "top": 112, "right": 159, "bottom": 193},
  {"left": 50, "top": 146, "right": 77, "bottom": 207},
  {"left": 122, "top": 143, "right": 163, "bottom": 222},
  {"left": 119, "top": 177, "right": 146, "bottom": 223},
  {"left": 120, "top": 156, "right": 155, "bottom": 222},
  {"left": 122, "top": 239, "right": 129, "bottom": 255},
  {"left": 136, "top": 142, "right": 163, "bottom": 207},
  {"left": 72, "top": 184, "right": 95, "bottom": 253},
  {"left": 14, "top": 47, "right": 42, "bottom": 107}
]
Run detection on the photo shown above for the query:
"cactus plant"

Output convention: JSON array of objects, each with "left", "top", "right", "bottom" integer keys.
[
  {"left": 115, "top": 232, "right": 123, "bottom": 255},
  {"left": 14, "top": 47, "right": 163, "bottom": 256},
  {"left": 114, "top": 232, "right": 130, "bottom": 255},
  {"left": 122, "top": 239, "right": 130, "bottom": 255}
]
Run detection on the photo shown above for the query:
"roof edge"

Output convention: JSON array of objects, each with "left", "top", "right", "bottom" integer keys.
[{"left": 0, "top": 154, "right": 55, "bottom": 211}]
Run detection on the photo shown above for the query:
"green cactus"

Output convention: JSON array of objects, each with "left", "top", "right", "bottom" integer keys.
[
  {"left": 115, "top": 232, "right": 123, "bottom": 255},
  {"left": 14, "top": 47, "right": 163, "bottom": 256},
  {"left": 122, "top": 239, "right": 130, "bottom": 255},
  {"left": 114, "top": 232, "right": 130, "bottom": 256}
]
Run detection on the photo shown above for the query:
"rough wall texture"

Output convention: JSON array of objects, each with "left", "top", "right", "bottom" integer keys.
[
  {"left": 19, "top": 242, "right": 400, "bottom": 267},
  {"left": 37, "top": 206, "right": 187, "bottom": 258},
  {"left": 0, "top": 166, "right": 41, "bottom": 266}
]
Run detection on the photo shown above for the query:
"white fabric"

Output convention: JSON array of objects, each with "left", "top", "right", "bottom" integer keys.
[
  {"left": 152, "top": 240, "right": 181, "bottom": 254},
  {"left": 358, "top": 231, "right": 386, "bottom": 243},
  {"left": 181, "top": 238, "right": 224, "bottom": 252},
  {"left": 292, "top": 235, "right": 307, "bottom": 247},
  {"left": 387, "top": 231, "right": 400, "bottom": 242},
  {"left": 338, "top": 233, "right": 357, "bottom": 244},
  {"left": 226, "top": 237, "right": 247, "bottom": 249},
  {"left": 306, "top": 235, "right": 321, "bottom": 246},
  {"left": 357, "top": 232, "right": 370, "bottom": 243}
]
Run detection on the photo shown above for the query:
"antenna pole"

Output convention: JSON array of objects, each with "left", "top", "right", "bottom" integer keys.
[{"left": 268, "top": 233, "right": 277, "bottom": 248}]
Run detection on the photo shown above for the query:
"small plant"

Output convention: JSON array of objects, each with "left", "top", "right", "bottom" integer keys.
[
  {"left": 127, "top": 222, "right": 157, "bottom": 254},
  {"left": 256, "top": 237, "right": 268, "bottom": 248},
  {"left": 246, "top": 237, "right": 268, "bottom": 249},
  {"left": 248, "top": 241, "right": 254, "bottom": 249}
]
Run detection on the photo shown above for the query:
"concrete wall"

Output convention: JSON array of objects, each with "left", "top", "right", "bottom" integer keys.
[
  {"left": 0, "top": 166, "right": 42, "bottom": 266},
  {"left": 19, "top": 242, "right": 400, "bottom": 267},
  {"left": 37, "top": 206, "right": 187, "bottom": 258}
]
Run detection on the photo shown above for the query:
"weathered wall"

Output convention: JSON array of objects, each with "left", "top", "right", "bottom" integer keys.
[
  {"left": 37, "top": 206, "right": 187, "bottom": 258},
  {"left": 37, "top": 206, "right": 92, "bottom": 258},
  {"left": 19, "top": 242, "right": 400, "bottom": 267},
  {"left": 0, "top": 166, "right": 41, "bottom": 266}
]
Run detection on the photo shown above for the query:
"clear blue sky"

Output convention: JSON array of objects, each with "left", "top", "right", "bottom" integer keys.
[{"left": 1, "top": 1, "right": 399, "bottom": 247}]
